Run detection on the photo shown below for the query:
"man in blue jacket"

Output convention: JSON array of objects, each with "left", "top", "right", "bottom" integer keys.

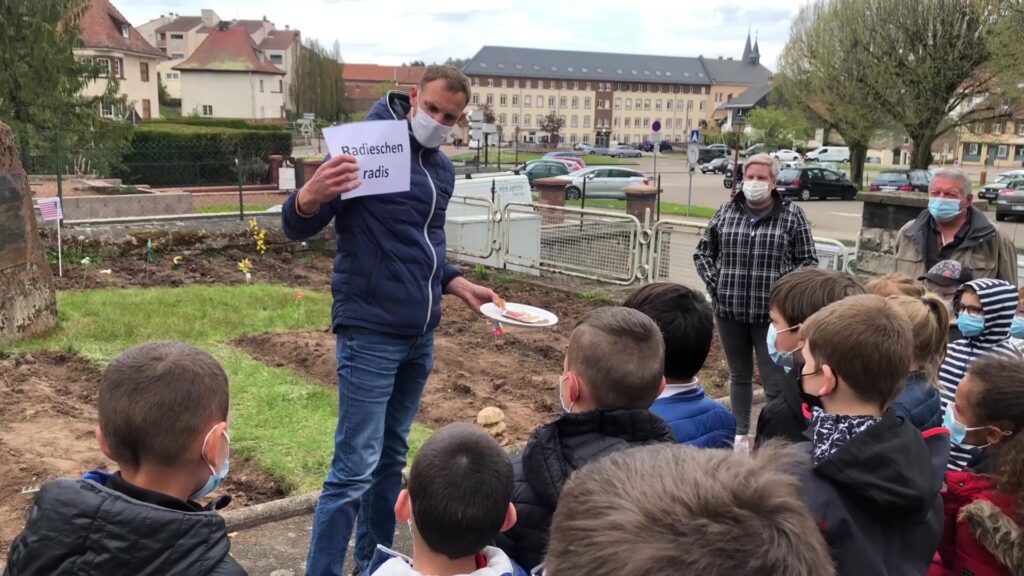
[{"left": 281, "top": 65, "right": 498, "bottom": 576}]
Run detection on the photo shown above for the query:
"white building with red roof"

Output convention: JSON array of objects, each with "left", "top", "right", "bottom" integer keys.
[
  {"left": 173, "top": 25, "right": 286, "bottom": 121},
  {"left": 76, "top": 0, "right": 166, "bottom": 120}
]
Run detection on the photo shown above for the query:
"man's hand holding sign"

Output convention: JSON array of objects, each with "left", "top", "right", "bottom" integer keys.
[{"left": 294, "top": 154, "right": 361, "bottom": 216}]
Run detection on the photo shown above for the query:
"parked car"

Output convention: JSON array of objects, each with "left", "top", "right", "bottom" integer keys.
[
  {"left": 564, "top": 167, "right": 650, "bottom": 199},
  {"left": 978, "top": 169, "right": 1024, "bottom": 201},
  {"left": 521, "top": 161, "right": 572, "bottom": 188},
  {"left": 804, "top": 146, "right": 851, "bottom": 163},
  {"left": 772, "top": 149, "right": 803, "bottom": 162},
  {"left": 698, "top": 146, "right": 729, "bottom": 164},
  {"left": 740, "top": 143, "right": 766, "bottom": 158},
  {"left": 659, "top": 141, "right": 673, "bottom": 152},
  {"left": 994, "top": 177, "right": 1024, "bottom": 221},
  {"left": 574, "top": 143, "right": 594, "bottom": 153},
  {"left": 608, "top": 144, "right": 642, "bottom": 158},
  {"left": 866, "top": 155, "right": 882, "bottom": 164},
  {"left": 869, "top": 169, "right": 931, "bottom": 193},
  {"left": 701, "top": 157, "right": 730, "bottom": 174},
  {"left": 590, "top": 146, "right": 611, "bottom": 156},
  {"left": 808, "top": 161, "right": 847, "bottom": 178},
  {"left": 640, "top": 141, "right": 655, "bottom": 153},
  {"left": 544, "top": 151, "right": 584, "bottom": 159},
  {"left": 777, "top": 167, "right": 859, "bottom": 201},
  {"left": 723, "top": 163, "right": 743, "bottom": 190}
]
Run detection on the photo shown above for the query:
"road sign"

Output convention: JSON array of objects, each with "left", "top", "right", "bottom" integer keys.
[
  {"left": 687, "top": 146, "right": 700, "bottom": 166},
  {"left": 652, "top": 120, "right": 661, "bottom": 133},
  {"left": 650, "top": 132, "right": 662, "bottom": 144},
  {"left": 469, "top": 109, "right": 484, "bottom": 123},
  {"left": 689, "top": 129, "right": 700, "bottom": 143}
]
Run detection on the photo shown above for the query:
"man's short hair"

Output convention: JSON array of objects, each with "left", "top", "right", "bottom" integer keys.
[
  {"left": 866, "top": 273, "right": 926, "bottom": 299},
  {"left": 420, "top": 65, "right": 471, "bottom": 103},
  {"left": 567, "top": 307, "right": 665, "bottom": 409},
  {"left": 770, "top": 268, "right": 864, "bottom": 326},
  {"left": 745, "top": 153, "right": 780, "bottom": 180},
  {"left": 98, "top": 341, "right": 229, "bottom": 468},
  {"left": 622, "top": 283, "right": 712, "bottom": 382},
  {"left": 408, "top": 423, "right": 513, "bottom": 559},
  {"left": 930, "top": 167, "right": 972, "bottom": 197},
  {"left": 545, "top": 442, "right": 835, "bottom": 576},
  {"left": 799, "top": 295, "right": 913, "bottom": 408}
]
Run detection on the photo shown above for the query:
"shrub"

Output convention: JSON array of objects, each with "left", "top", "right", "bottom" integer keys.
[
  {"left": 115, "top": 125, "right": 292, "bottom": 187},
  {"left": 142, "top": 118, "right": 284, "bottom": 131}
]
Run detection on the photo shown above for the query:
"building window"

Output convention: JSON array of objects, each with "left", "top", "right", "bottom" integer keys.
[
  {"left": 512, "top": 114, "right": 520, "bottom": 126},
  {"left": 500, "top": 94, "right": 507, "bottom": 106},
  {"left": 512, "top": 95, "right": 519, "bottom": 106},
  {"left": 570, "top": 133, "right": 578, "bottom": 144},
  {"left": 170, "top": 52, "right": 185, "bottom": 60},
  {"left": 969, "top": 143, "right": 980, "bottom": 155},
  {"left": 96, "top": 58, "right": 110, "bottom": 77},
  {"left": 562, "top": 81, "right": 567, "bottom": 90},
  {"left": 513, "top": 79, "right": 519, "bottom": 88},
  {"left": 584, "top": 115, "right": 591, "bottom": 128},
  {"left": 472, "top": 94, "right": 480, "bottom": 104},
  {"left": 634, "top": 98, "right": 642, "bottom": 109},
  {"left": 170, "top": 33, "right": 184, "bottom": 40},
  {"left": 278, "top": 79, "right": 284, "bottom": 92},
  {"left": 625, "top": 117, "right": 631, "bottom": 127},
  {"left": 573, "top": 81, "right": 579, "bottom": 90},
  {"left": 559, "top": 96, "right": 567, "bottom": 108},
  {"left": 259, "top": 79, "right": 264, "bottom": 92},
  {"left": 524, "top": 95, "right": 531, "bottom": 107},
  {"left": 676, "top": 118, "right": 683, "bottom": 129},
  {"left": 1017, "top": 121, "right": 1024, "bottom": 136},
  {"left": 499, "top": 113, "right": 507, "bottom": 125},
  {"left": 202, "top": 105, "right": 213, "bottom": 117},
  {"left": 993, "top": 122, "right": 1003, "bottom": 135},
  {"left": 997, "top": 144, "right": 1009, "bottom": 158},
  {"left": 666, "top": 100, "right": 672, "bottom": 111},
  {"left": 583, "top": 134, "right": 590, "bottom": 143},
  {"left": 615, "top": 98, "right": 621, "bottom": 110},
  {"left": 526, "top": 80, "right": 532, "bottom": 89},
  {"left": 121, "top": 24, "right": 131, "bottom": 38},
  {"left": 501, "top": 79, "right": 507, "bottom": 88},
  {"left": 688, "top": 100, "right": 694, "bottom": 111},
  {"left": 100, "top": 102, "right": 115, "bottom": 118},
  {"left": 687, "top": 119, "right": 693, "bottom": 129},
  {"left": 140, "top": 62, "right": 149, "bottom": 82},
  {"left": 655, "top": 100, "right": 662, "bottom": 111},
  {"left": 524, "top": 114, "right": 531, "bottom": 127},
  {"left": 270, "top": 54, "right": 284, "bottom": 65},
  {"left": 472, "top": 78, "right": 479, "bottom": 86},
  {"left": 584, "top": 97, "right": 591, "bottom": 108},
  {"left": 586, "top": 82, "right": 591, "bottom": 91},
  {"left": 571, "top": 115, "right": 578, "bottom": 128},
  {"left": 571, "top": 97, "right": 579, "bottom": 108},
  {"left": 614, "top": 117, "right": 620, "bottom": 127},
  {"left": 644, "top": 99, "right": 651, "bottom": 110},
  {"left": 488, "top": 79, "right": 494, "bottom": 87},
  {"left": 699, "top": 101, "right": 705, "bottom": 111},
  {"left": 625, "top": 99, "right": 633, "bottom": 110},
  {"left": 548, "top": 96, "right": 555, "bottom": 107},
  {"left": 487, "top": 94, "right": 494, "bottom": 105}
]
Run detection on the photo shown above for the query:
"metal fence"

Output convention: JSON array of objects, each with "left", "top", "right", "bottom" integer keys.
[{"left": 445, "top": 200, "right": 856, "bottom": 287}]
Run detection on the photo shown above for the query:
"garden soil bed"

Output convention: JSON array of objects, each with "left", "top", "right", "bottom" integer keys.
[{"left": 0, "top": 351, "right": 285, "bottom": 553}]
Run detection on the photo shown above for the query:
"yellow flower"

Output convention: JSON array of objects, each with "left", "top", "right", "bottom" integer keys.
[{"left": 238, "top": 258, "right": 253, "bottom": 274}]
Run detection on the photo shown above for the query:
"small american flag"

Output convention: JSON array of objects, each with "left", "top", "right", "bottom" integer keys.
[{"left": 37, "top": 197, "right": 63, "bottom": 222}]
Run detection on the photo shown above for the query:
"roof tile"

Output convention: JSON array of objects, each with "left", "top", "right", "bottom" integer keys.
[
  {"left": 79, "top": 0, "right": 165, "bottom": 59},
  {"left": 173, "top": 27, "right": 284, "bottom": 74}
]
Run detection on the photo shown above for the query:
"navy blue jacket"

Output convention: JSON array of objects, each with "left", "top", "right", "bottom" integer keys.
[
  {"left": 282, "top": 92, "right": 462, "bottom": 336},
  {"left": 892, "top": 371, "right": 942, "bottom": 432},
  {"left": 649, "top": 385, "right": 735, "bottom": 449}
]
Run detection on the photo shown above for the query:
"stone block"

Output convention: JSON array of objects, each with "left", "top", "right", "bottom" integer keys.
[{"left": 854, "top": 250, "right": 898, "bottom": 276}]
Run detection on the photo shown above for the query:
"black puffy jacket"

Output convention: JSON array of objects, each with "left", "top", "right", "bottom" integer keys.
[
  {"left": 4, "top": 477, "right": 246, "bottom": 576},
  {"left": 494, "top": 409, "right": 675, "bottom": 571}
]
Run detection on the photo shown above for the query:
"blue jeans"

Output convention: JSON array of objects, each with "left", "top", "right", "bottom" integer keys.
[{"left": 305, "top": 327, "right": 434, "bottom": 576}]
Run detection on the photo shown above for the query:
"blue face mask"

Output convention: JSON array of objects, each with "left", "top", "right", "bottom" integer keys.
[
  {"left": 928, "top": 198, "right": 962, "bottom": 222},
  {"left": 943, "top": 407, "right": 990, "bottom": 449},
  {"left": 956, "top": 312, "right": 985, "bottom": 338},
  {"left": 190, "top": 427, "right": 230, "bottom": 501},
  {"left": 1011, "top": 315, "right": 1024, "bottom": 339},
  {"left": 767, "top": 323, "right": 799, "bottom": 373}
]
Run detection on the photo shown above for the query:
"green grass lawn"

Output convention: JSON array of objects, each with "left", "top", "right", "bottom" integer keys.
[
  {"left": 11, "top": 284, "right": 430, "bottom": 493},
  {"left": 565, "top": 198, "right": 718, "bottom": 219},
  {"left": 449, "top": 151, "right": 638, "bottom": 166},
  {"left": 195, "top": 203, "right": 276, "bottom": 214}
]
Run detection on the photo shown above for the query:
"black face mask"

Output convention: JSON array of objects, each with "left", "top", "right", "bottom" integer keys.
[{"left": 797, "top": 370, "right": 824, "bottom": 410}]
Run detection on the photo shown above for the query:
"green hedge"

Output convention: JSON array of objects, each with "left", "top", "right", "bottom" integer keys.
[
  {"left": 142, "top": 118, "right": 285, "bottom": 131},
  {"left": 115, "top": 125, "right": 293, "bottom": 187}
]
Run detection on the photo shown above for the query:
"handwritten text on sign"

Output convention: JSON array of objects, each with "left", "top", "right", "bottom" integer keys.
[{"left": 322, "top": 120, "right": 411, "bottom": 200}]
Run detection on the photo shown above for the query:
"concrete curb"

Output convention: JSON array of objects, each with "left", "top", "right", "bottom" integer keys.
[
  {"left": 226, "top": 390, "right": 768, "bottom": 533},
  {"left": 223, "top": 491, "right": 320, "bottom": 532}
]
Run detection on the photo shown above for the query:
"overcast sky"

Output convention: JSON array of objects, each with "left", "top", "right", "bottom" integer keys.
[{"left": 119, "top": 0, "right": 808, "bottom": 70}]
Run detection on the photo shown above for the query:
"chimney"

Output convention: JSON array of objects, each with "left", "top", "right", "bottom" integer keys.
[
  {"left": 263, "top": 15, "right": 268, "bottom": 22},
  {"left": 285, "top": 24, "right": 290, "bottom": 30},
  {"left": 201, "top": 9, "right": 218, "bottom": 28}
]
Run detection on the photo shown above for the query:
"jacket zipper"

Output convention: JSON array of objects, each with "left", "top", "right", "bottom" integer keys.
[{"left": 418, "top": 149, "right": 439, "bottom": 334}]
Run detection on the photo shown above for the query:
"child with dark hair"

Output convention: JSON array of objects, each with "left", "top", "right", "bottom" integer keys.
[
  {"left": 623, "top": 283, "right": 735, "bottom": 448},
  {"left": 5, "top": 341, "right": 244, "bottom": 576},
  {"left": 939, "top": 279, "right": 1022, "bottom": 471},
  {"left": 372, "top": 422, "right": 525, "bottom": 576},
  {"left": 495, "top": 307, "right": 675, "bottom": 572},
  {"left": 930, "top": 357, "right": 1024, "bottom": 576},
  {"left": 794, "top": 295, "right": 949, "bottom": 576},
  {"left": 755, "top": 268, "right": 864, "bottom": 447}
]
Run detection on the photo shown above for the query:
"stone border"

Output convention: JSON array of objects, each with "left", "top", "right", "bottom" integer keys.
[{"left": 223, "top": 390, "right": 769, "bottom": 532}]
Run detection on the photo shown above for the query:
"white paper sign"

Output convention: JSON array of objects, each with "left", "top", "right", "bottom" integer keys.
[{"left": 322, "top": 120, "right": 411, "bottom": 200}]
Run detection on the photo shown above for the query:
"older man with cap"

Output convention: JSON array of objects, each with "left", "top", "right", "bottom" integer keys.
[
  {"left": 894, "top": 167, "right": 1017, "bottom": 283},
  {"left": 919, "top": 259, "right": 975, "bottom": 341}
]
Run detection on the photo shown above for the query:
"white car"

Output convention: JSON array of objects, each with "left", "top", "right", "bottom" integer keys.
[
  {"left": 607, "top": 145, "right": 642, "bottom": 158},
  {"left": 772, "top": 149, "right": 802, "bottom": 162},
  {"left": 564, "top": 167, "right": 649, "bottom": 200},
  {"left": 804, "top": 146, "right": 850, "bottom": 163}
]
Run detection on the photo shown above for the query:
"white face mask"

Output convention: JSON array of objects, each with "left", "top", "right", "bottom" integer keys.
[
  {"left": 742, "top": 180, "right": 771, "bottom": 203},
  {"left": 410, "top": 103, "right": 452, "bottom": 149}
]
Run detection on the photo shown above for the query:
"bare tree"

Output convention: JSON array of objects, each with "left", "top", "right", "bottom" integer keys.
[{"left": 538, "top": 111, "right": 565, "bottom": 147}]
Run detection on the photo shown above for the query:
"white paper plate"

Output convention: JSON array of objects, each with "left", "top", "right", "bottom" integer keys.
[{"left": 480, "top": 302, "right": 559, "bottom": 328}]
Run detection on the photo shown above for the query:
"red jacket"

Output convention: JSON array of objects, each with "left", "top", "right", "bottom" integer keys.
[{"left": 929, "top": 470, "right": 1022, "bottom": 576}]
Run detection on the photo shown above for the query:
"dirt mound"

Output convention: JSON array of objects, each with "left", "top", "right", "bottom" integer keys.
[{"left": 0, "top": 352, "right": 284, "bottom": 552}]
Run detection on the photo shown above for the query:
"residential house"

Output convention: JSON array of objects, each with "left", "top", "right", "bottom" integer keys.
[
  {"left": 76, "top": 0, "right": 165, "bottom": 120},
  {"left": 720, "top": 81, "right": 771, "bottom": 132},
  {"left": 174, "top": 25, "right": 286, "bottom": 122},
  {"left": 957, "top": 115, "right": 1024, "bottom": 169},
  {"left": 461, "top": 38, "right": 771, "bottom": 147},
  {"left": 343, "top": 64, "right": 426, "bottom": 113},
  {"left": 138, "top": 11, "right": 301, "bottom": 111}
]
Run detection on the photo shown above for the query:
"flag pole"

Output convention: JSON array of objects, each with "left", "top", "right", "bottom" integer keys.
[{"left": 57, "top": 211, "right": 63, "bottom": 278}]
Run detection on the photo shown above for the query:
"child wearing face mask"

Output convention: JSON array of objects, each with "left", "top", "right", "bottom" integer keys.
[
  {"left": 4, "top": 341, "right": 244, "bottom": 576},
  {"left": 938, "top": 279, "right": 1022, "bottom": 471},
  {"left": 494, "top": 307, "right": 674, "bottom": 573},
  {"left": 929, "top": 356, "right": 1024, "bottom": 576},
  {"left": 888, "top": 295, "right": 950, "bottom": 432}
]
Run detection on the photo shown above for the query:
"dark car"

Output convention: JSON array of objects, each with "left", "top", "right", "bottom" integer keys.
[
  {"left": 641, "top": 141, "right": 655, "bottom": 153},
  {"left": 994, "top": 177, "right": 1024, "bottom": 221},
  {"left": 701, "top": 157, "right": 730, "bottom": 174},
  {"left": 776, "top": 167, "right": 859, "bottom": 201},
  {"left": 723, "top": 162, "right": 743, "bottom": 189},
  {"left": 869, "top": 169, "right": 931, "bottom": 193},
  {"left": 659, "top": 141, "right": 673, "bottom": 152},
  {"left": 522, "top": 160, "right": 571, "bottom": 188},
  {"left": 699, "top": 146, "right": 729, "bottom": 164}
]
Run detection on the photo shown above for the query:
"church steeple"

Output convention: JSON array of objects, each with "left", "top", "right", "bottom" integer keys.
[
  {"left": 742, "top": 27, "right": 753, "bottom": 61},
  {"left": 749, "top": 32, "right": 761, "bottom": 65}
]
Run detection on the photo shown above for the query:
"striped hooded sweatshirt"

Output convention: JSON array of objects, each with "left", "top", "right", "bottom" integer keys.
[{"left": 938, "top": 279, "right": 1022, "bottom": 471}]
